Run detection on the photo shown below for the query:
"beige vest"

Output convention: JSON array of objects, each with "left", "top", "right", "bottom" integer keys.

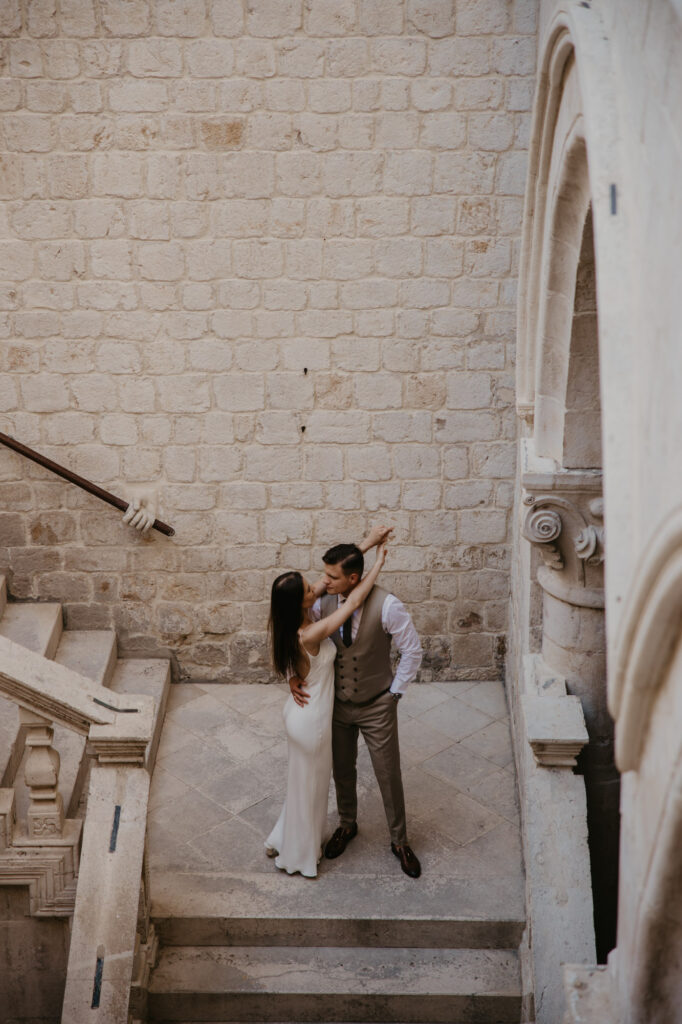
[{"left": 320, "top": 585, "right": 393, "bottom": 702}]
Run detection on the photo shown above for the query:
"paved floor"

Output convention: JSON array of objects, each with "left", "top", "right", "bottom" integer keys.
[{"left": 148, "top": 679, "right": 524, "bottom": 901}]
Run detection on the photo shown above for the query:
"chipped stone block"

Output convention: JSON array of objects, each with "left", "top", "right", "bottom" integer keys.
[{"left": 523, "top": 694, "right": 589, "bottom": 767}]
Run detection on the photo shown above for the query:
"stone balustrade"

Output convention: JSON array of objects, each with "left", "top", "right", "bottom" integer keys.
[{"left": 0, "top": 631, "right": 156, "bottom": 1022}]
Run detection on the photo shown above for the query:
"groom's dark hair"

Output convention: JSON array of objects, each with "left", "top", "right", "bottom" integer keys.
[{"left": 323, "top": 543, "right": 364, "bottom": 578}]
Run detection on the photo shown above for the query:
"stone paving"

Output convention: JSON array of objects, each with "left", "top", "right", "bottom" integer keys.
[{"left": 148, "top": 679, "right": 524, "bottom": 897}]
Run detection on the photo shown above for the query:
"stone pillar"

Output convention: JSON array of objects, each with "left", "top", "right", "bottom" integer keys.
[{"left": 523, "top": 486, "right": 619, "bottom": 962}]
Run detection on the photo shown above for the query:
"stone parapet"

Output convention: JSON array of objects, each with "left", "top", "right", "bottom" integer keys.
[
  {"left": 511, "top": 654, "right": 596, "bottom": 1024},
  {"left": 62, "top": 764, "right": 151, "bottom": 1024}
]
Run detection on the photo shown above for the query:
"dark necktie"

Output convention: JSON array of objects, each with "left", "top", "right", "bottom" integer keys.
[{"left": 342, "top": 603, "right": 352, "bottom": 647}]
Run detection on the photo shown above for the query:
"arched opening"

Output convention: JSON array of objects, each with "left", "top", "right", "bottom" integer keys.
[
  {"left": 521, "top": 46, "right": 619, "bottom": 965},
  {"left": 563, "top": 205, "right": 618, "bottom": 963},
  {"left": 563, "top": 209, "right": 602, "bottom": 470}
]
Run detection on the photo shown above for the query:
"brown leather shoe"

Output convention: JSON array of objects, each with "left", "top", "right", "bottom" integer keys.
[
  {"left": 324, "top": 823, "right": 358, "bottom": 859},
  {"left": 391, "top": 842, "right": 421, "bottom": 878}
]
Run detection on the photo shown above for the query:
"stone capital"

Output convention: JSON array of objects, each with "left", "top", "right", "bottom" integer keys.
[{"left": 521, "top": 453, "right": 605, "bottom": 603}]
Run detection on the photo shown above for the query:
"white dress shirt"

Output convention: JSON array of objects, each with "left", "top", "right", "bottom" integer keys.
[{"left": 311, "top": 592, "right": 422, "bottom": 695}]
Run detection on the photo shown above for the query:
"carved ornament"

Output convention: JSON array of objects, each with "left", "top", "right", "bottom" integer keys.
[
  {"left": 522, "top": 490, "right": 605, "bottom": 589},
  {"left": 523, "top": 501, "right": 564, "bottom": 569},
  {"left": 0, "top": 817, "right": 82, "bottom": 917}
]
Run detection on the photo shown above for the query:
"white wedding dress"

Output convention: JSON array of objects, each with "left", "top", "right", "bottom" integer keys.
[{"left": 265, "top": 636, "right": 336, "bottom": 878}]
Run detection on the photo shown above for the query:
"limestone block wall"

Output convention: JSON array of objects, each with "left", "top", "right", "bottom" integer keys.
[{"left": 0, "top": 0, "right": 536, "bottom": 682}]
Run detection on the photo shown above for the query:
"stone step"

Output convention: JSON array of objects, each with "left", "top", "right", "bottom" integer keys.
[
  {"left": 0, "top": 599, "right": 63, "bottom": 788},
  {"left": 152, "top": 872, "right": 525, "bottom": 951},
  {"left": 54, "top": 629, "right": 118, "bottom": 687},
  {"left": 147, "top": 945, "right": 522, "bottom": 1023},
  {"left": 0, "top": 599, "right": 63, "bottom": 658}
]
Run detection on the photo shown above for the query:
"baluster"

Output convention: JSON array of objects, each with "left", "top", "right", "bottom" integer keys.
[
  {"left": 0, "top": 789, "right": 15, "bottom": 851},
  {"left": 20, "top": 709, "right": 64, "bottom": 839}
]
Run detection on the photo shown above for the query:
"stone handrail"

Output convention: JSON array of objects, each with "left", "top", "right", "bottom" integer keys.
[
  {"left": 0, "top": 634, "right": 154, "bottom": 747},
  {"left": 61, "top": 760, "right": 151, "bottom": 1023},
  {"left": 0, "top": 632, "right": 156, "bottom": 1022}
]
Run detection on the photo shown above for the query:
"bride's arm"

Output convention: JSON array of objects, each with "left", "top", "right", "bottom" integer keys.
[
  {"left": 358, "top": 524, "right": 393, "bottom": 554},
  {"left": 306, "top": 526, "right": 391, "bottom": 601},
  {"left": 310, "top": 576, "right": 328, "bottom": 599},
  {"left": 300, "top": 544, "right": 387, "bottom": 648}
]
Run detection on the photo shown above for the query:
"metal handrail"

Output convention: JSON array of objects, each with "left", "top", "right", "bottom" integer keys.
[{"left": 0, "top": 430, "right": 174, "bottom": 537}]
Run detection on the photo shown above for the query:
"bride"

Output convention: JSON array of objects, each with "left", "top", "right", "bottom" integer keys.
[{"left": 265, "top": 534, "right": 387, "bottom": 878}]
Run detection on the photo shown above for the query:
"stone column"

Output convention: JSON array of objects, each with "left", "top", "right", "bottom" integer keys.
[{"left": 523, "top": 487, "right": 618, "bottom": 962}]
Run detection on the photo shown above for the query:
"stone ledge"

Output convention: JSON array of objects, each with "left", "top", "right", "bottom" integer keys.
[
  {"left": 522, "top": 694, "right": 588, "bottom": 767},
  {"left": 520, "top": 438, "right": 603, "bottom": 493}
]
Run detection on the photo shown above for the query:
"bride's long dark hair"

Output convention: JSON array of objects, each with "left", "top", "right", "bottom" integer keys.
[{"left": 269, "top": 571, "right": 304, "bottom": 678}]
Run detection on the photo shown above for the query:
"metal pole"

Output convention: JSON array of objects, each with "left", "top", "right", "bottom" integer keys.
[{"left": 0, "top": 430, "right": 175, "bottom": 537}]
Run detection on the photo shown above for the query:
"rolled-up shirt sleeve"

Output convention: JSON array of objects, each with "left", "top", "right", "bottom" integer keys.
[{"left": 382, "top": 594, "right": 422, "bottom": 695}]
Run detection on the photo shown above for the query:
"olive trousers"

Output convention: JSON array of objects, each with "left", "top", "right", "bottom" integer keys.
[{"left": 331, "top": 688, "right": 408, "bottom": 846}]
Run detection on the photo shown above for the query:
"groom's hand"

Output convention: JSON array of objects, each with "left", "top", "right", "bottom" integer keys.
[
  {"left": 289, "top": 675, "right": 310, "bottom": 707},
  {"left": 360, "top": 524, "right": 394, "bottom": 552}
]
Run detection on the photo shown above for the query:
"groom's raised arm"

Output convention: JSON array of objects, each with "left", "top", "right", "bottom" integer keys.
[{"left": 358, "top": 524, "right": 394, "bottom": 553}]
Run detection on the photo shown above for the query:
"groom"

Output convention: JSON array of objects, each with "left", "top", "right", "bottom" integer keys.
[{"left": 290, "top": 527, "right": 422, "bottom": 878}]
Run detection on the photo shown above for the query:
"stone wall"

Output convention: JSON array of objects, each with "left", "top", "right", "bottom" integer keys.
[
  {"left": 0, "top": 0, "right": 536, "bottom": 682},
  {"left": 0, "top": 886, "right": 69, "bottom": 1021}
]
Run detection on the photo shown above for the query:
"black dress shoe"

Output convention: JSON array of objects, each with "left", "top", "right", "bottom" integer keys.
[
  {"left": 391, "top": 842, "right": 421, "bottom": 878},
  {"left": 324, "top": 823, "right": 358, "bottom": 859}
]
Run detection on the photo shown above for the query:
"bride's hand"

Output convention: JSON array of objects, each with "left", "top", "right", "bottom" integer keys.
[
  {"left": 376, "top": 541, "right": 387, "bottom": 566},
  {"left": 360, "top": 524, "right": 394, "bottom": 552}
]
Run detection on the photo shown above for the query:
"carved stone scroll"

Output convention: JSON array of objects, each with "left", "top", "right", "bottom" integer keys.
[
  {"left": 523, "top": 502, "right": 564, "bottom": 569},
  {"left": 575, "top": 499, "right": 605, "bottom": 565},
  {"left": 522, "top": 489, "right": 605, "bottom": 590}
]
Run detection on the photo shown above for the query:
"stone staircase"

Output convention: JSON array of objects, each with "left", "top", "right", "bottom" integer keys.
[
  {"left": 143, "top": 679, "right": 528, "bottom": 1023},
  {"left": 148, "top": 877, "right": 523, "bottom": 1022},
  {"left": 0, "top": 573, "right": 170, "bottom": 1022},
  {"left": 0, "top": 574, "right": 170, "bottom": 824}
]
